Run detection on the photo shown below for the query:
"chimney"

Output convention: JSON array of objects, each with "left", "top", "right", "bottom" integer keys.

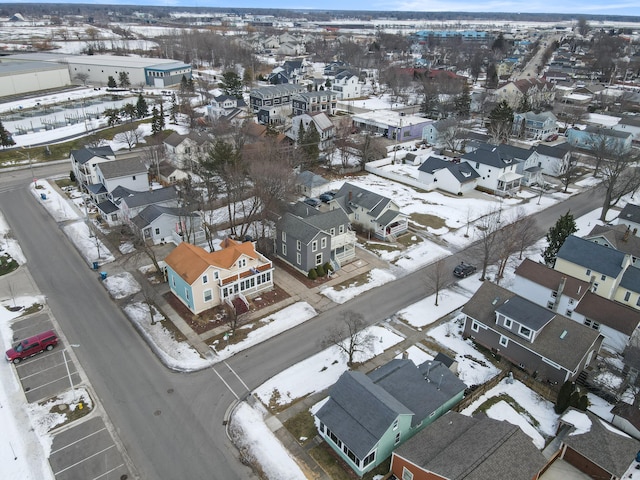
[
  {"left": 348, "top": 190, "right": 352, "bottom": 201},
  {"left": 552, "top": 277, "right": 566, "bottom": 312},
  {"left": 401, "top": 351, "right": 409, "bottom": 360}
]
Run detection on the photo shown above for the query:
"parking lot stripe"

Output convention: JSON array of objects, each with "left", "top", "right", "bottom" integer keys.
[
  {"left": 53, "top": 445, "right": 116, "bottom": 476},
  {"left": 50, "top": 427, "right": 107, "bottom": 455},
  {"left": 24, "top": 373, "right": 80, "bottom": 395},
  {"left": 92, "top": 463, "right": 125, "bottom": 480}
]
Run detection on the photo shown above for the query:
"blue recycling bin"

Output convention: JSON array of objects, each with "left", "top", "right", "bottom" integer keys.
[
  {"left": 40, "top": 193, "right": 47, "bottom": 200},
  {"left": 100, "top": 272, "right": 108, "bottom": 281},
  {"left": 92, "top": 261, "right": 99, "bottom": 270}
]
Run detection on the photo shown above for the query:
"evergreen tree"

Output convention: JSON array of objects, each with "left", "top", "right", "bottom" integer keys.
[
  {"left": 302, "top": 123, "right": 320, "bottom": 163},
  {"left": 543, "top": 211, "right": 578, "bottom": 267},
  {"left": 454, "top": 83, "right": 471, "bottom": 118},
  {"left": 488, "top": 100, "right": 514, "bottom": 144},
  {"left": 180, "top": 75, "right": 189, "bottom": 95},
  {"left": 186, "top": 77, "right": 195, "bottom": 93},
  {"left": 0, "top": 119, "right": 15, "bottom": 148},
  {"left": 159, "top": 103, "right": 165, "bottom": 130},
  {"left": 219, "top": 71, "right": 243, "bottom": 99},
  {"left": 485, "top": 63, "right": 499, "bottom": 89},
  {"left": 136, "top": 93, "right": 148, "bottom": 118},
  {"left": 121, "top": 103, "right": 136, "bottom": 122},
  {"left": 170, "top": 94, "right": 178, "bottom": 124},
  {"left": 107, "top": 75, "right": 117, "bottom": 88},
  {"left": 118, "top": 71, "right": 130, "bottom": 88},
  {"left": 554, "top": 381, "right": 574, "bottom": 414},
  {"left": 151, "top": 106, "right": 160, "bottom": 134},
  {"left": 297, "top": 120, "right": 305, "bottom": 146}
]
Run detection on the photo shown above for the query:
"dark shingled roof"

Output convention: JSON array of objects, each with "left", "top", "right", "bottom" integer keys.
[
  {"left": 97, "top": 157, "right": 147, "bottom": 179},
  {"left": 557, "top": 235, "right": 627, "bottom": 278},
  {"left": 463, "top": 282, "right": 602, "bottom": 371},
  {"left": 619, "top": 203, "right": 640, "bottom": 225},
  {"left": 514, "top": 258, "right": 590, "bottom": 301},
  {"left": 70, "top": 146, "right": 114, "bottom": 165},
  {"left": 394, "top": 411, "right": 548, "bottom": 480},
  {"left": 333, "top": 182, "right": 393, "bottom": 219},
  {"left": 418, "top": 156, "right": 480, "bottom": 183},
  {"left": 573, "top": 291, "right": 640, "bottom": 336},
  {"left": 618, "top": 265, "right": 640, "bottom": 293},
  {"left": 119, "top": 186, "right": 178, "bottom": 209},
  {"left": 131, "top": 205, "right": 198, "bottom": 229},
  {"left": 462, "top": 145, "right": 521, "bottom": 169},
  {"left": 496, "top": 296, "right": 555, "bottom": 332},
  {"left": 562, "top": 410, "right": 640, "bottom": 478},
  {"left": 316, "top": 359, "right": 465, "bottom": 460},
  {"left": 534, "top": 142, "right": 569, "bottom": 158},
  {"left": 586, "top": 224, "right": 640, "bottom": 259},
  {"left": 96, "top": 199, "right": 119, "bottom": 214},
  {"left": 277, "top": 212, "right": 325, "bottom": 245}
]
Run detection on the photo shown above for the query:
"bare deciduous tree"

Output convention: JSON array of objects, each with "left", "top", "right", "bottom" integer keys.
[
  {"left": 599, "top": 148, "right": 640, "bottom": 222},
  {"left": 322, "top": 311, "right": 375, "bottom": 367},
  {"left": 114, "top": 127, "right": 143, "bottom": 151},
  {"left": 426, "top": 258, "right": 447, "bottom": 306},
  {"left": 473, "top": 205, "right": 503, "bottom": 281}
]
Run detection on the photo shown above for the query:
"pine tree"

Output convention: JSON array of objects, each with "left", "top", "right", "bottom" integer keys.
[
  {"left": 118, "top": 71, "right": 130, "bottom": 88},
  {"left": 554, "top": 380, "right": 574, "bottom": 414},
  {"left": 107, "top": 75, "right": 117, "bottom": 88},
  {"left": 454, "top": 83, "right": 471, "bottom": 118},
  {"left": 170, "top": 94, "right": 178, "bottom": 124},
  {"left": 159, "top": 103, "right": 165, "bottom": 130},
  {"left": 136, "top": 93, "right": 148, "bottom": 118},
  {"left": 302, "top": 123, "right": 321, "bottom": 163},
  {"left": 488, "top": 100, "right": 514, "bottom": 143},
  {"left": 543, "top": 211, "right": 577, "bottom": 267},
  {"left": 151, "top": 106, "right": 160, "bottom": 134},
  {"left": 219, "top": 71, "right": 243, "bottom": 99},
  {"left": 0, "top": 119, "right": 15, "bottom": 148}
]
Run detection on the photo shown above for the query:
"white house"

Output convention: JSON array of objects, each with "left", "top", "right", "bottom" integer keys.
[
  {"left": 417, "top": 157, "right": 479, "bottom": 195},
  {"left": 290, "top": 112, "right": 335, "bottom": 151},
  {"left": 512, "top": 111, "right": 558, "bottom": 140},
  {"left": 94, "top": 157, "right": 148, "bottom": 203},
  {"left": 70, "top": 146, "right": 116, "bottom": 190},
  {"left": 163, "top": 132, "right": 213, "bottom": 169},
  {"left": 520, "top": 143, "right": 572, "bottom": 183},
  {"left": 461, "top": 145, "right": 523, "bottom": 195},
  {"left": 331, "top": 70, "right": 361, "bottom": 100}
]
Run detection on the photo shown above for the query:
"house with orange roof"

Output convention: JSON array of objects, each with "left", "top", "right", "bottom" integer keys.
[{"left": 164, "top": 238, "right": 274, "bottom": 315}]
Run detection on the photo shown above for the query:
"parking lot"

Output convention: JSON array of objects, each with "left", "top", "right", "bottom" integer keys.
[{"left": 8, "top": 312, "right": 133, "bottom": 480}]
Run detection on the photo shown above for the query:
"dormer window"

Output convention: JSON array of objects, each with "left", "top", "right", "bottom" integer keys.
[{"left": 519, "top": 326, "right": 532, "bottom": 339}]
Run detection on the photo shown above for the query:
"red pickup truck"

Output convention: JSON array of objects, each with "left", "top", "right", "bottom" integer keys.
[{"left": 6, "top": 330, "right": 58, "bottom": 364}]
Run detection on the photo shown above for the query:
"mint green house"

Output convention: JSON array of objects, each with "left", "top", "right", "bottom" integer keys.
[{"left": 314, "top": 359, "right": 466, "bottom": 477}]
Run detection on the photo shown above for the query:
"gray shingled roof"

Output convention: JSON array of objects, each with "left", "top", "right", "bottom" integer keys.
[
  {"left": 463, "top": 282, "right": 601, "bottom": 371},
  {"left": 277, "top": 212, "right": 323, "bottom": 245},
  {"left": 87, "top": 183, "right": 107, "bottom": 195},
  {"left": 534, "top": 143, "right": 569, "bottom": 158},
  {"left": 70, "top": 146, "right": 114, "bottom": 165},
  {"left": 131, "top": 205, "right": 198, "bottom": 229},
  {"left": 97, "top": 157, "right": 146, "bottom": 179},
  {"left": 334, "top": 183, "right": 390, "bottom": 215},
  {"left": 303, "top": 208, "right": 350, "bottom": 232},
  {"left": 496, "top": 296, "right": 555, "bottom": 331},
  {"left": 394, "top": 412, "right": 548, "bottom": 480},
  {"left": 296, "top": 170, "right": 328, "bottom": 189},
  {"left": 586, "top": 224, "right": 640, "bottom": 260},
  {"left": 316, "top": 359, "right": 465, "bottom": 460},
  {"left": 618, "top": 203, "right": 640, "bottom": 225},
  {"left": 562, "top": 410, "right": 640, "bottom": 478},
  {"left": 462, "top": 146, "right": 520, "bottom": 169},
  {"left": 619, "top": 265, "right": 640, "bottom": 293},
  {"left": 316, "top": 371, "right": 411, "bottom": 459},
  {"left": 557, "top": 235, "right": 627, "bottom": 278},
  {"left": 119, "top": 186, "right": 178, "bottom": 209},
  {"left": 418, "top": 156, "right": 480, "bottom": 183},
  {"left": 96, "top": 199, "right": 119, "bottom": 214}
]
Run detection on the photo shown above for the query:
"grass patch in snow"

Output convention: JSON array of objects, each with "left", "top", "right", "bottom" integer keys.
[
  {"left": 309, "top": 442, "right": 391, "bottom": 480},
  {"left": 409, "top": 212, "right": 447, "bottom": 229},
  {"left": 329, "top": 271, "right": 371, "bottom": 291},
  {"left": 283, "top": 409, "right": 317, "bottom": 448},
  {"left": 396, "top": 232, "right": 423, "bottom": 248}
]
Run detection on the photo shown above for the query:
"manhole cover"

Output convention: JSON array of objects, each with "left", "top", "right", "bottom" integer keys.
[
  {"left": 154, "top": 410, "right": 161, "bottom": 416},
  {"left": 167, "top": 388, "right": 174, "bottom": 394}
]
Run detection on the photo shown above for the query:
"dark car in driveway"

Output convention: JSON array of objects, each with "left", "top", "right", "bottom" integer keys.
[
  {"left": 319, "top": 191, "right": 336, "bottom": 203},
  {"left": 303, "top": 198, "right": 321, "bottom": 208},
  {"left": 453, "top": 263, "right": 477, "bottom": 278}
]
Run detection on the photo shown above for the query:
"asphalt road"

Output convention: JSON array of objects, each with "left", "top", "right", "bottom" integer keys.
[{"left": 0, "top": 161, "right": 605, "bottom": 479}]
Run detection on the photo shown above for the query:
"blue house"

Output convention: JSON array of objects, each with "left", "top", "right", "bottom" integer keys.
[{"left": 566, "top": 126, "right": 633, "bottom": 153}]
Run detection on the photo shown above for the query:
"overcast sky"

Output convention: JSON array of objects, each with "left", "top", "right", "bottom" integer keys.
[{"left": 12, "top": 0, "right": 640, "bottom": 18}]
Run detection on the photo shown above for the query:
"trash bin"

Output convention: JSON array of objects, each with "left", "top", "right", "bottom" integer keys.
[
  {"left": 92, "top": 261, "right": 99, "bottom": 270},
  {"left": 40, "top": 193, "right": 47, "bottom": 200},
  {"left": 100, "top": 272, "right": 108, "bottom": 281}
]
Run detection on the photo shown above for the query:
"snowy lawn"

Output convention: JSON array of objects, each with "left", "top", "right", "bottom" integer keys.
[
  {"left": 103, "top": 272, "right": 141, "bottom": 299},
  {"left": 320, "top": 268, "right": 396, "bottom": 304}
]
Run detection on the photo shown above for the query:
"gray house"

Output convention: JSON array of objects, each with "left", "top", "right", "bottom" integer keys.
[
  {"left": 117, "top": 186, "right": 179, "bottom": 224},
  {"left": 314, "top": 359, "right": 466, "bottom": 477},
  {"left": 93, "top": 157, "right": 148, "bottom": 204},
  {"left": 275, "top": 203, "right": 355, "bottom": 274},
  {"left": 463, "top": 281, "right": 603, "bottom": 384},
  {"left": 131, "top": 205, "right": 204, "bottom": 246},
  {"left": 296, "top": 170, "right": 329, "bottom": 198},
  {"left": 330, "top": 183, "right": 408, "bottom": 241},
  {"left": 616, "top": 203, "right": 640, "bottom": 236}
]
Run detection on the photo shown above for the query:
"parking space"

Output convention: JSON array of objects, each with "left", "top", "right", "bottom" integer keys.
[
  {"left": 7, "top": 315, "right": 133, "bottom": 480},
  {"left": 49, "top": 416, "right": 131, "bottom": 480}
]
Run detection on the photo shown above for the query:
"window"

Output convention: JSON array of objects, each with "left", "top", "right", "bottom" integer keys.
[
  {"left": 566, "top": 310, "right": 573, "bottom": 317},
  {"left": 592, "top": 282, "right": 599, "bottom": 292},
  {"left": 586, "top": 269, "right": 591, "bottom": 276},
  {"left": 296, "top": 240, "right": 301, "bottom": 251},
  {"left": 499, "top": 336, "right": 509, "bottom": 347},
  {"left": 519, "top": 326, "right": 531, "bottom": 338},
  {"left": 547, "top": 301, "right": 554, "bottom": 309},
  {"left": 601, "top": 274, "right": 606, "bottom": 281},
  {"left": 363, "top": 452, "right": 375, "bottom": 467},
  {"left": 551, "top": 290, "right": 558, "bottom": 298},
  {"left": 392, "top": 419, "right": 399, "bottom": 430},
  {"left": 296, "top": 253, "right": 301, "bottom": 265},
  {"left": 401, "top": 468, "right": 414, "bottom": 480},
  {"left": 282, "top": 244, "right": 287, "bottom": 255},
  {"left": 312, "top": 240, "right": 318, "bottom": 252},
  {"left": 330, "top": 228, "right": 335, "bottom": 236},
  {"left": 281, "top": 231, "right": 286, "bottom": 242},
  {"left": 316, "top": 253, "right": 323, "bottom": 265},
  {"left": 584, "top": 319, "right": 600, "bottom": 330},
  {"left": 185, "top": 288, "right": 190, "bottom": 301},
  {"left": 213, "top": 271, "right": 219, "bottom": 280},
  {"left": 568, "top": 298, "right": 574, "bottom": 305},
  {"left": 339, "top": 225, "right": 345, "bottom": 234},
  {"left": 203, "top": 289, "right": 212, "bottom": 302},
  {"left": 471, "top": 321, "right": 480, "bottom": 332},
  {"left": 504, "top": 318, "right": 512, "bottom": 328},
  {"left": 202, "top": 275, "right": 208, "bottom": 284},
  {"left": 625, "top": 291, "right": 631, "bottom": 301},
  {"left": 321, "top": 237, "right": 327, "bottom": 249},
  {"left": 394, "top": 432, "right": 401, "bottom": 445},
  {"left": 155, "top": 228, "right": 160, "bottom": 235},
  {"left": 132, "top": 175, "right": 136, "bottom": 181},
  {"left": 238, "top": 258, "right": 246, "bottom": 268}
]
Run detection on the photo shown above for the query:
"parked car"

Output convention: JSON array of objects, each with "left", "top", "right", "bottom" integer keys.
[
  {"left": 545, "top": 133, "right": 559, "bottom": 142},
  {"left": 319, "top": 191, "right": 336, "bottom": 203},
  {"left": 453, "top": 263, "right": 477, "bottom": 278},
  {"left": 6, "top": 330, "right": 58, "bottom": 364},
  {"left": 303, "top": 198, "right": 321, "bottom": 208}
]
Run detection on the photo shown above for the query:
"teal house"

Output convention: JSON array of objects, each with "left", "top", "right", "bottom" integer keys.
[{"left": 314, "top": 358, "right": 466, "bottom": 477}]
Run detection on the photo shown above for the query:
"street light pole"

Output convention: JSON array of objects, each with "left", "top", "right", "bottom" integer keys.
[{"left": 62, "top": 344, "right": 80, "bottom": 402}]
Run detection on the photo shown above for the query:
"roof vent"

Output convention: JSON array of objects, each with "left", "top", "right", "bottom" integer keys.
[
  {"left": 560, "top": 330, "right": 568, "bottom": 339},
  {"left": 492, "top": 297, "right": 500, "bottom": 306}
]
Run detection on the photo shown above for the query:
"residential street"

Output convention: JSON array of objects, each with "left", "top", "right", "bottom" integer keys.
[{"left": 0, "top": 162, "right": 605, "bottom": 479}]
